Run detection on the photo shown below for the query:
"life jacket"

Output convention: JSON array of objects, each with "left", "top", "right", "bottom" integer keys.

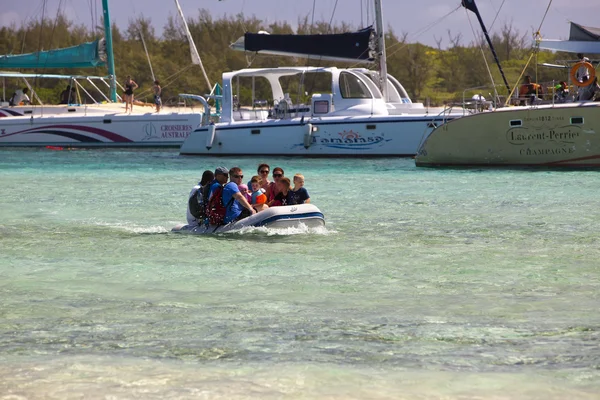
[
  {"left": 206, "top": 184, "right": 234, "bottom": 226},
  {"left": 251, "top": 188, "right": 267, "bottom": 205},
  {"left": 188, "top": 185, "right": 205, "bottom": 220}
]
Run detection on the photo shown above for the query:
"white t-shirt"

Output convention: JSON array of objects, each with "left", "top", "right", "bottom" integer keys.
[
  {"left": 12, "top": 90, "right": 30, "bottom": 105},
  {"left": 186, "top": 184, "right": 202, "bottom": 225},
  {"left": 576, "top": 57, "right": 591, "bottom": 82}
]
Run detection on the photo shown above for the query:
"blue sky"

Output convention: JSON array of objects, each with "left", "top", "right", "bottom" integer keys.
[{"left": 1, "top": 0, "right": 599, "bottom": 48}]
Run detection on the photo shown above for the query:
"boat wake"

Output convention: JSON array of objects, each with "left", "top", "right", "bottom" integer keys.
[{"left": 227, "top": 223, "right": 333, "bottom": 236}]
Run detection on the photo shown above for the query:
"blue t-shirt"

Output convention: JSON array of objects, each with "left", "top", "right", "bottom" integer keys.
[
  {"left": 290, "top": 187, "right": 310, "bottom": 204},
  {"left": 222, "top": 182, "right": 243, "bottom": 223}
]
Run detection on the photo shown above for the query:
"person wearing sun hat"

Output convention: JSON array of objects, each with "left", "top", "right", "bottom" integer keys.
[{"left": 237, "top": 183, "right": 251, "bottom": 202}]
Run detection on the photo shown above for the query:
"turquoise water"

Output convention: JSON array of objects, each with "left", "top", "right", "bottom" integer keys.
[{"left": 1, "top": 149, "right": 599, "bottom": 399}]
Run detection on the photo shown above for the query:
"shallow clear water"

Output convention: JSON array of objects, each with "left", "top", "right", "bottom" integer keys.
[{"left": 1, "top": 148, "right": 599, "bottom": 399}]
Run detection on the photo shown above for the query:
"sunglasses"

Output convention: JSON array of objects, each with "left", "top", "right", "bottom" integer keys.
[
  {"left": 259, "top": 170, "right": 269, "bottom": 174},
  {"left": 232, "top": 174, "right": 243, "bottom": 179},
  {"left": 273, "top": 173, "right": 283, "bottom": 178}
]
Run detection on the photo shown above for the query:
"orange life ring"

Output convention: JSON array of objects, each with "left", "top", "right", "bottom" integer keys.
[{"left": 570, "top": 61, "right": 595, "bottom": 87}]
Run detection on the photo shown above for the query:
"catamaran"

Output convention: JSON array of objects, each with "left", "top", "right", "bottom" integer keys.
[
  {"left": 0, "top": 0, "right": 209, "bottom": 147},
  {"left": 178, "top": 0, "right": 464, "bottom": 157}
]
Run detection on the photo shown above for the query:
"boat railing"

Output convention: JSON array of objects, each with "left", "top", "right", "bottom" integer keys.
[
  {"left": 178, "top": 94, "right": 211, "bottom": 125},
  {"left": 459, "top": 84, "right": 510, "bottom": 114},
  {"left": 512, "top": 79, "right": 583, "bottom": 106}
]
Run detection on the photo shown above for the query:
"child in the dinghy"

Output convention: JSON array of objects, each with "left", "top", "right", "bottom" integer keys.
[
  {"left": 290, "top": 173, "right": 310, "bottom": 204},
  {"left": 250, "top": 175, "right": 269, "bottom": 212},
  {"left": 268, "top": 177, "right": 295, "bottom": 207}
]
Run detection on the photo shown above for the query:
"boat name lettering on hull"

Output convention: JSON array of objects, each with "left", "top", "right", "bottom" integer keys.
[
  {"left": 160, "top": 124, "right": 193, "bottom": 139},
  {"left": 507, "top": 127, "right": 580, "bottom": 145},
  {"left": 312, "top": 129, "right": 385, "bottom": 147},
  {"left": 315, "top": 136, "right": 384, "bottom": 144},
  {"left": 519, "top": 147, "right": 575, "bottom": 156}
]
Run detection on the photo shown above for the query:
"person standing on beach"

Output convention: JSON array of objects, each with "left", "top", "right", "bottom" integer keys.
[
  {"left": 123, "top": 75, "right": 138, "bottom": 113},
  {"left": 152, "top": 80, "right": 162, "bottom": 113}
]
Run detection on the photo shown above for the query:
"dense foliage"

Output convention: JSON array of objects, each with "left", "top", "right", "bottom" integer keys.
[{"left": 0, "top": 11, "right": 589, "bottom": 106}]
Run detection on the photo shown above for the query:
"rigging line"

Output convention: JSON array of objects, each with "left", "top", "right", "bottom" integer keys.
[
  {"left": 536, "top": 0, "right": 553, "bottom": 35},
  {"left": 135, "top": 64, "right": 194, "bottom": 98},
  {"left": 466, "top": 10, "right": 499, "bottom": 103},
  {"left": 386, "top": 4, "right": 461, "bottom": 59},
  {"left": 239, "top": 0, "right": 247, "bottom": 32},
  {"left": 89, "top": 0, "right": 94, "bottom": 33},
  {"left": 489, "top": 0, "right": 506, "bottom": 31},
  {"left": 47, "top": 0, "right": 66, "bottom": 51},
  {"left": 504, "top": 52, "right": 535, "bottom": 107},
  {"left": 327, "top": 0, "right": 340, "bottom": 34},
  {"left": 36, "top": 0, "right": 47, "bottom": 53},
  {"left": 139, "top": 28, "right": 156, "bottom": 82},
  {"left": 360, "top": 0, "right": 363, "bottom": 27},
  {"left": 88, "top": 0, "right": 99, "bottom": 35},
  {"left": 310, "top": 0, "right": 317, "bottom": 33}
]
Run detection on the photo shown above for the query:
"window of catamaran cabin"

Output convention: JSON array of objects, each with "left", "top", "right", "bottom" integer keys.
[
  {"left": 339, "top": 71, "right": 376, "bottom": 99},
  {"left": 230, "top": 72, "right": 333, "bottom": 108}
]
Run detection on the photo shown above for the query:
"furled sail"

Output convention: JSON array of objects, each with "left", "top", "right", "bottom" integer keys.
[
  {"left": 173, "top": 0, "right": 211, "bottom": 90},
  {"left": 230, "top": 27, "right": 376, "bottom": 63},
  {"left": 0, "top": 39, "right": 106, "bottom": 69}
]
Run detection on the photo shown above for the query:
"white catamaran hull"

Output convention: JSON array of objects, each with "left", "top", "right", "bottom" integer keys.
[
  {"left": 180, "top": 116, "right": 450, "bottom": 156},
  {"left": 172, "top": 204, "right": 325, "bottom": 234},
  {"left": 0, "top": 112, "right": 202, "bottom": 147},
  {"left": 415, "top": 103, "right": 600, "bottom": 167}
]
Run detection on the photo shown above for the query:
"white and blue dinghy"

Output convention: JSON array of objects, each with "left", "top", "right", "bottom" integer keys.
[{"left": 172, "top": 204, "right": 325, "bottom": 234}]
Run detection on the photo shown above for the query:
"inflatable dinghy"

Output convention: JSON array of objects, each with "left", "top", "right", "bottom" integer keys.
[{"left": 172, "top": 204, "right": 325, "bottom": 234}]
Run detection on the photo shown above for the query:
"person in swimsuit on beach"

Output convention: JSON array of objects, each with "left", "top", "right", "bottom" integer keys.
[
  {"left": 153, "top": 80, "right": 162, "bottom": 113},
  {"left": 123, "top": 75, "right": 138, "bottom": 113}
]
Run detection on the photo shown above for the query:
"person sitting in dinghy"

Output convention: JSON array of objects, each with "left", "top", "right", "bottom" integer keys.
[
  {"left": 186, "top": 170, "right": 214, "bottom": 226},
  {"left": 223, "top": 167, "right": 256, "bottom": 223},
  {"left": 268, "top": 177, "right": 295, "bottom": 207},
  {"left": 269, "top": 167, "right": 285, "bottom": 200},
  {"left": 250, "top": 175, "right": 269, "bottom": 212},
  {"left": 238, "top": 183, "right": 251, "bottom": 203},
  {"left": 254, "top": 163, "right": 272, "bottom": 200},
  {"left": 290, "top": 174, "right": 310, "bottom": 204}
]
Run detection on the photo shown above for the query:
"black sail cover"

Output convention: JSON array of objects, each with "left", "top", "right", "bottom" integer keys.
[{"left": 243, "top": 27, "right": 375, "bottom": 62}]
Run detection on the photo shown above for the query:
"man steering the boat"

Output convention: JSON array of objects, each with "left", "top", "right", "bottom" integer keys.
[{"left": 223, "top": 167, "right": 256, "bottom": 224}]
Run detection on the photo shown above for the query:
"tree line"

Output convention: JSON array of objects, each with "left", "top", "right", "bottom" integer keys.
[{"left": 0, "top": 10, "right": 590, "bottom": 106}]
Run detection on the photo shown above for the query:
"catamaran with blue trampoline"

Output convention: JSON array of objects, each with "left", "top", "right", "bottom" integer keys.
[{"left": 0, "top": 0, "right": 209, "bottom": 147}]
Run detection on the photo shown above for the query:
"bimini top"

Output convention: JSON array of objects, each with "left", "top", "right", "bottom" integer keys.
[{"left": 539, "top": 22, "right": 600, "bottom": 54}]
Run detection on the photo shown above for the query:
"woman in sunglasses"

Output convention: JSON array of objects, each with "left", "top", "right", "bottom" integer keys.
[
  {"left": 254, "top": 163, "right": 271, "bottom": 198},
  {"left": 269, "top": 167, "right": 284, "bottom": 201}
]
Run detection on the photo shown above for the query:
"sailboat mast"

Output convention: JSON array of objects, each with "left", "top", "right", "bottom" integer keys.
[
  {"left": 374, "top": 0, "right": 389, "bottom": 102},
  {"left": 462, "top": 0, "right": 510, "bottom": 94},
  {"left": 101, "top": 0, "right": 117, "bottom": 102}
]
